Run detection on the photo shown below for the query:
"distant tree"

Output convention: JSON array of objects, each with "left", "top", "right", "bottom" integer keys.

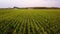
[{"left": 13, "top": 6, "right": 19, "bottom": 9}]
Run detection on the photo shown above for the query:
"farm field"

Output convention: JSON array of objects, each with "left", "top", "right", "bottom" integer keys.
[{"left": 0, "top": 9, "right": 60, "bottom": 34}]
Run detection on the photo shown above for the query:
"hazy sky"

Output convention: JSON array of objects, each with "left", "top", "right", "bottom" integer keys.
[{"left": 0, "top": 0, "right": 60, "bottom": 8}]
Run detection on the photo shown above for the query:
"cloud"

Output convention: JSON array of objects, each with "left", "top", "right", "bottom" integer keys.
[{"left": 0, "top": 0, "right": 60, "bottom": 8}]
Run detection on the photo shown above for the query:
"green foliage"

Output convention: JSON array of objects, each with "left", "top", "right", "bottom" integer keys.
[{"left": 0, "top": 9, "right": 60, "bottom": 34}]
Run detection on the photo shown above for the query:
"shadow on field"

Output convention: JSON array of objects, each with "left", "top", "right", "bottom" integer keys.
[{"left": 7, "top": 26, "right": 15, "bottom": 34}]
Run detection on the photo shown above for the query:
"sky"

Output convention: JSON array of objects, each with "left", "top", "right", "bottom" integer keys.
[{"left": 0, "top": 0, "right": 60, "bottom": 8}]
